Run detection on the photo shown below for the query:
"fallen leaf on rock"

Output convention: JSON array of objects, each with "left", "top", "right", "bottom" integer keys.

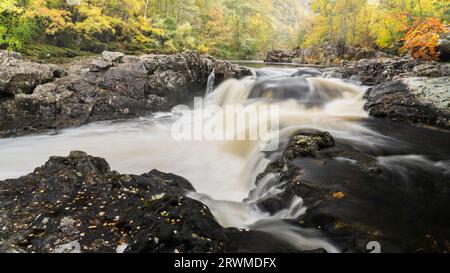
[{"left": 332, "top": 192, "right": 345, "bottom": 199}]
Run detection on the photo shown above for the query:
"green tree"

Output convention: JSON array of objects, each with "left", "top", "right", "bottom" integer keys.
[{"left": 0, "top": 0, "right": 38, "bottom": 50}]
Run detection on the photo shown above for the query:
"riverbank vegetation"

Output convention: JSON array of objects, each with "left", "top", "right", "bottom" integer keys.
[{"left": 0, "top": 0, "right": 448, "bottom": 60}]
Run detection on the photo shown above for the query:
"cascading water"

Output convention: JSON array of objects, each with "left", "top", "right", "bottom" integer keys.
[
  {"left": 1, "top": 66, "right": 449, "bottom": 253},
  {"left": 205, "top": 69, "right": 216, "bottom": 96}
]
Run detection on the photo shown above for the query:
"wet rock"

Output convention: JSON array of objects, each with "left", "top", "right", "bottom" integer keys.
[
  {"left": 257, "top": 129, "right": 379, "bottom": 214},
  {"left": 0, "top": 51, "right": 251, "bottom": 137},
  {"left": 255, "top": 131, "right": 361, "bottom": 252},
  {"left": 257, "top": 128, "right": 450, "bottom": 253},
  {"left": 125, "top": 195, "right": 227, "bottom": 253},
  {"left": 0, "top": 151, "right": 295, "bottom": 253},
  {"left": 283, "top": 130, "right": 335, "bottom": 160}
]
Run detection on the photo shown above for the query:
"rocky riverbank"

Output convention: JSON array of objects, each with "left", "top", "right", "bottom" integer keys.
[
  {"left": 333, "top": 58, "right": 450, "bottom": 129},
  {"left": 1, "top": 49, "right": 449, "bottom": 135},
  {"left": 266, "top": 44, "right": 450, "bottom": 129},
  {"left": 0, "top": 151, "right": 298, "bottom": 253},
  {"left": 0, "top": 50, "right": 250, "bottom": 137},
  {"left": 265, "top": 43, "right": 390, "bottom": 66}
]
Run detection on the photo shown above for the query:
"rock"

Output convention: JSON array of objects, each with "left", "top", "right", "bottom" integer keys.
[
  {"left": 330, "top": 56, "right": 450, "bottom": 128},
  {"left": 283, "top": 130, "right": 335, "bottom": 160},
  {"left": 401, "top": 77, "right": 450, "bottom": 113},
  {"left": 266, "top": 43, "right": 389, "bottom": 65},
  {"left": 0, "top": 151, "right": 295, "bottom": 253},
  {"left": 0, "top": 51, "right": 66, "bottom": 96},
  {"left": 90, "top": 59, "right": 113, "bottom": 71},
  {"left": 101, "top": 51, "right": 125, "bottom": 63},
  {"left": 255, "top": 128, "right": 450, "bottom": 252},
  {"left": 299, "top": 46, "right": 326, "bottom": 65},
  {"left": 265, "top": 50, "right": 300, "bottom": 63},
  {"left": 0, "top": 51, "right": 251, "bottom": 137},
  {"left": 413, "top": 63, "right": 440, "bottom": 77},
  {"left": 59, "top": 217, "right": 77, "bottom": 235},
  {"left": 338, "top": 57, "right": 419, "bottom": 85},
  {"left": 53, "top": 241, "right": 81, "bottom": 253},
  {"left": 116, "top": 244, "right": 128, "bottom": 253},
  {"left": 336, "top": 57, "right": 449, "bottom": 86},
  {"left": 365, "top": 79, "right": 450, "bottom": 128},
  {"left": 125, "top": 195, "right": 228, "bottom": 253},
  {"left": 438, "top": 32, "right": 450, "bottom": 62},
  {"left": 0, "top": 50, "right": 22, "bottom": 61}
]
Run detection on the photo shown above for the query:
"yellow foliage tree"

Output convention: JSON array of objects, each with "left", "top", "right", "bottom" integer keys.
[{"left": 26, "top": 0, "right": 73, "bottom": 35}]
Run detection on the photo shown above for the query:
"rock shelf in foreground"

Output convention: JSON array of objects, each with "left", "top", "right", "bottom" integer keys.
[{"left": 0, "top": 151, "right": 297, "bottom": 253}]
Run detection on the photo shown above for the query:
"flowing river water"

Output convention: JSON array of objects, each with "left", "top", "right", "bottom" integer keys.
[{"left": 1, "top": 66, "right": 449, "bottom": 252}]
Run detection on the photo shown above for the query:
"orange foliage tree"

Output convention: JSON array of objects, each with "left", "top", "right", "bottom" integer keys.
[{"left": 401, "top": 17, "right": 446, "bottom": 61}]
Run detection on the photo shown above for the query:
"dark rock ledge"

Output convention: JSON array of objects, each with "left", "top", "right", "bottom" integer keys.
[
  {"left": 253, "top": 129, "right": 450, "bottom": 253},
  {"left": 0, "top": 151, "right": 297, "bottom": 253},
  {"left": 0, "top": 50, "right": 251, "bottom": 137}
]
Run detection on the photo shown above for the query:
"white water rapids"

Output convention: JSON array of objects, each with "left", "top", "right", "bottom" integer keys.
[{"left": 0, "top": 67, "right": 402, "bottom": 253}]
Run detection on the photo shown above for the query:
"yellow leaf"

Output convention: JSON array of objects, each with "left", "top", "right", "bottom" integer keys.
[{"left": 332, "top": 192, "right": 345, "bottom": 200}]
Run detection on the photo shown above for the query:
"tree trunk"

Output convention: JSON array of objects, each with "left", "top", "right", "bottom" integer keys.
[{"left": 144, "top": 0, "right": 150, "bottom": 18}]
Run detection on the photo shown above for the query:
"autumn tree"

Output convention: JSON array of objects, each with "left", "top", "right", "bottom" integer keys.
[
  {"left": 401, "top": 17, "right": 446, "bottom": 60},
  {"left": 0, "top": 0, "right": 448, "bottom": 59}
]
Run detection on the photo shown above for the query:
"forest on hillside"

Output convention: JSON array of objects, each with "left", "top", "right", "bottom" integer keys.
[{"left": 0, "top": 0, "right": 449, "bottom": 60}]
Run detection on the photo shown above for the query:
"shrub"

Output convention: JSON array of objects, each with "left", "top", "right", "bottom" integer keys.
[{"left": 401, "top": 17, "right": 446, "bottom": 60}]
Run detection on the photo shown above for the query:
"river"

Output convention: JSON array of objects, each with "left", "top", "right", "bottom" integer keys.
[{"left": 1, "top": 66, "right": 449, "bottom": 252}]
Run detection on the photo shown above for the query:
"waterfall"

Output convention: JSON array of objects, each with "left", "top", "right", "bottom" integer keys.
[
  {"left": 205, "top": 69, "right": 216, "bottom": 96},
  {"left": 0, "top": 66, "right": 399, "bottom": 253}
]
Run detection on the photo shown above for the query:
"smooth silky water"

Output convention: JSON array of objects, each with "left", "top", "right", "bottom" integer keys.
[{"left": 1, "top": 67, "right": 449, "bottom": 253}]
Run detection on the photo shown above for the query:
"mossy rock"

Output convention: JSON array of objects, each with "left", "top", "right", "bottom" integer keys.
[{"left": 21, "top": 44, "right": 93, "bottom": 63}]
